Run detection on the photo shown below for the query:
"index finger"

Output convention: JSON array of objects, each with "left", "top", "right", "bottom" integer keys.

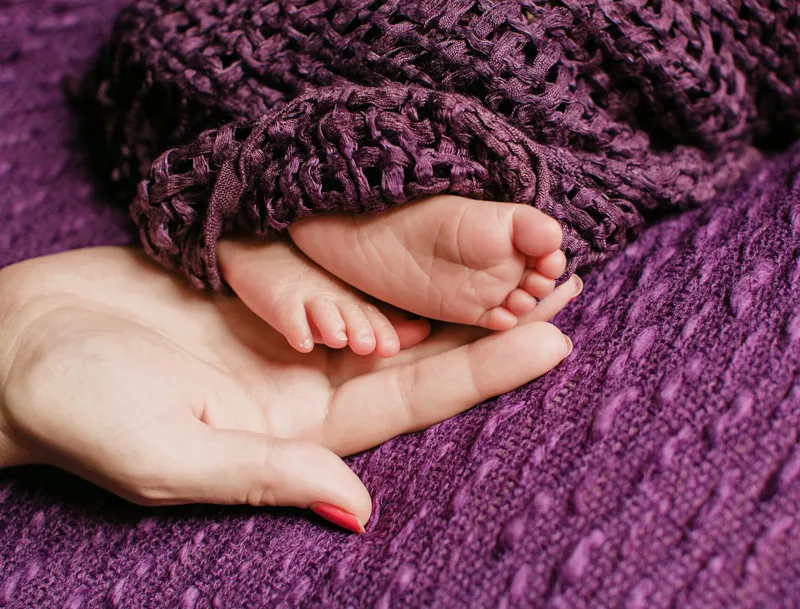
[{"left": 320, "top": 321, "right": 572, "bottom": 456}]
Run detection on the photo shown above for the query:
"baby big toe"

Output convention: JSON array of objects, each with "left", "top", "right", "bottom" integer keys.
[
  {"left": 362, "top": 305, "right": 401, "bottom": 358},
  {"left": 511, "top": 206, "right": 563, "bottom": 257},
  {"left": 340, "top": 304, "right": 377, "bottom": 355},
  {"left": 275, "top": 302, "right": 315, "bottom": 353},
  {"left": 306, "top": 297, "right": 348, "bottom": 349}
]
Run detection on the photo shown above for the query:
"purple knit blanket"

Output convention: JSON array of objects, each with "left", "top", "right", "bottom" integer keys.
[
  {"left": 2, "top": 2, "right": 800, "bottom": 608},
  {"left": 87, "top": 0, "right": 797, "bottom": 290}
]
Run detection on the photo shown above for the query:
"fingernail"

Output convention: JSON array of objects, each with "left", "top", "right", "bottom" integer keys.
[
  {"left": 360, "top": 333, "right": 375, "bottom": 345},
  {"left": 299, "top": 338, "right": 313, "bottom": 351},
  {"left": 310, "top": 502, "right": 365, "bottom": 534},
  {"left": 571, "top": 275, "right": 583, "bottom": 299},
  {"left": 563, "top": 335, "right": 573, "bottom": 357},
  {"left": 337, "top": 331, "right": 348, "bottom": 341}
]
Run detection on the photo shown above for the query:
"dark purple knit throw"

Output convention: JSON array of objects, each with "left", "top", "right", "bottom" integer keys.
[{"left": 88, "top": 0, "right": 800, "bottom": 289}]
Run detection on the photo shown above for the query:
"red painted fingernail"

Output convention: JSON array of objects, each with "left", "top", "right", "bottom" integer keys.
[{"left": 310, "top": 502, "right": 365, "bottom": 534}]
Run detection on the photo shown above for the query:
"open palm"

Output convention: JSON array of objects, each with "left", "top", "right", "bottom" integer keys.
[{"left": 0, "top": 247, "right": 575, "bottom": 531}]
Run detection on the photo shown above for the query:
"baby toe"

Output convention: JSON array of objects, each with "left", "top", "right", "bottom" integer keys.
[
  {"left": 533, "top": 249, "right": 567, "bottom": 280},
  {"left": 306, "top": 297, "right": 348, "bottom": 349},
  {"left": 276, "top": 301, "right": 315, "bottom": 353},
  {"left": 362, "top": 304, "right": 401, "bottom": 358},
  {"left": 505, "top": 288, "right": 537, "bottom": 317},
  {"left": 521, "top": 269, "right": 556, "bottom": 299},
  {"left": 476, "top": 306, "right": 518, "bottom": 331},
  {"left": 339, "top": 304, "right": 377, "bottom": 355}
]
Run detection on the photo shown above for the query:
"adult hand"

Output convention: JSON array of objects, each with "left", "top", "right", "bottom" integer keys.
[{"left": 0, "top": 248, "right": 577, "bottom": 532}]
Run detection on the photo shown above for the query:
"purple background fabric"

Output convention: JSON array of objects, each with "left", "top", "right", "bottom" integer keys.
[
  {"left": 0, "top": 0, "right": 134, "bottom": 269},
  {"left": 1, "top": 2, "right": 800, "bottom": 608}
]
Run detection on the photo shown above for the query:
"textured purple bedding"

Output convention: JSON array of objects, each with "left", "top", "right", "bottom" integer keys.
[{"left": 1, "top": 2, "right": 799, "bottom": 607}]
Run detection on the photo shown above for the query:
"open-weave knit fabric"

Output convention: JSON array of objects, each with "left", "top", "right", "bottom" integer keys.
[
  {"left": 87, "top": 0, "right": 800, "bottom": 289},
  {"left": 3, "top": 2, "right": 800, "bottom": 607}
]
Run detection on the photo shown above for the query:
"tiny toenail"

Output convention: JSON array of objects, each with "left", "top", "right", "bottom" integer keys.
[
  {"left": 563, "top": 335, "right": 573, "bottom": 357},
  {"left": 361, "top": 334, "right": 375, "bottom": 344},
  {"left": 337, "top": 331, "right": 348, "bottom": 341},
  {"left": 300, "top": 338, "right": 313, "bottom": 350}
]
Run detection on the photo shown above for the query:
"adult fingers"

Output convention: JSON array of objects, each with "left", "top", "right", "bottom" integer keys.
[{"left": 322, "top": 321, "right": 572, "bottom": 456}]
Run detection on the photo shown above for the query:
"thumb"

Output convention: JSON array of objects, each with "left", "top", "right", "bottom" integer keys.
[{"left": 168, "top": 425, "right": 372, "bottom": 533}]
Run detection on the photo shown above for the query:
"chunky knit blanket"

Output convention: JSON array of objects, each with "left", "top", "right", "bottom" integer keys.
[
  {"left": 2, "top": 1, "right": 800, "bottom": 608},
  {"left": 87, "top": 0, "right": 799, "bottom": 289}
]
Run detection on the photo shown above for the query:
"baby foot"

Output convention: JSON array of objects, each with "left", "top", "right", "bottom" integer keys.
[
  {"left": 218, "top": 238, "right": 430, "bottom": 357},
  {"left": 289, "top": 196, "right": 566, "bottom": 330}
]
